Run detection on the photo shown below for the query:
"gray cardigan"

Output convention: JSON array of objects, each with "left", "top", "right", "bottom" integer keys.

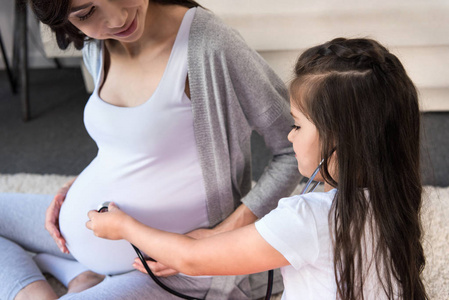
[
  {"left": 187, "top": 8, "right": 300, "bottom": 227},
  {"left": 83, "top": 7, "right": 300, "bottom": 298}
]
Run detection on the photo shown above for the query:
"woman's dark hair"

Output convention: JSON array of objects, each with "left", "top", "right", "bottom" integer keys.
[
  {"left": 290, "top": 38, "right": 428, "bottom": 299},
  {"left": 29, "top": 0, "right": 202, "bottom": 50}
]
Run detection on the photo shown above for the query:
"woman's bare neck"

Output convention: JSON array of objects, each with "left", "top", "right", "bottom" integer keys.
[{"left": 106, "top": 3, "right": 189, "bottom": 57}]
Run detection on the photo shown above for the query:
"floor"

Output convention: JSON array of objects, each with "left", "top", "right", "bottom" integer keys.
[{"left": 0, "top": 68, "right": 97, "bottom": 175}]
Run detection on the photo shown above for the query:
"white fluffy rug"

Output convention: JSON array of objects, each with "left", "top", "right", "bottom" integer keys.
[{"left": 0, "top": 173, "right": 447, "bottom": 299}]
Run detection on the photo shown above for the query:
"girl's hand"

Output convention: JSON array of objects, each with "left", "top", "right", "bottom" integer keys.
[
  {"left": 86, "top": 202, "right": 129, "bottom": 240},
  {"left": 45, "top": 178, "right": 76, "bottom": 254}
]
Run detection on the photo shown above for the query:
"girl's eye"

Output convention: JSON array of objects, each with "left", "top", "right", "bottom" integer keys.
[
  {"left": 291, "top": 125, "right": 301, "bottom": 131},
  {"left": 78, "top": 7, "right": 96, "bottom": 21}
]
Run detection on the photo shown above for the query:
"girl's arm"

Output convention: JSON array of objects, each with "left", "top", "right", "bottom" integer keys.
[{"left": 86, "top": 202, "right": 289, "bottom": 276}]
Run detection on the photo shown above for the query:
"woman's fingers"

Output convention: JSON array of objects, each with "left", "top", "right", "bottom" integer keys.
[
  {"left": 133, "top": 259, "right": 180, "bottom": 277},
  {"left": 45, "top": 178, "right": 76, "bottom": 253},
  {"left": 133, "top": 259, "right": 147, "bottom": 273},
  {"left": 45, "top": 193, "right": 69, "bottom": 253}
]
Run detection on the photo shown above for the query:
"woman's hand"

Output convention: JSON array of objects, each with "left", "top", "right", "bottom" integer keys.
[
  {"left": 132, "top": 227, "right": 217, "bottom": 277},
  {"left": 86, "top": 202, "right": 130, "bottom": 240},
  {"left": 45, "top": 177, "right": 76, "bottom": 254}
]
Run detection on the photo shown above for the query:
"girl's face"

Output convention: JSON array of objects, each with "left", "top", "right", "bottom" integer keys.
[
  {"left": 68, "top": 0, "right": 149, "bottom": 43},
  {"left": 287, "top": 100, "right": 322, "bottom": 180}
]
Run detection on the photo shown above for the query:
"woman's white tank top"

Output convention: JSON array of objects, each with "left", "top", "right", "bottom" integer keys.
[{"left": 59, "top": 8, "right": 208, "bottom": 275}]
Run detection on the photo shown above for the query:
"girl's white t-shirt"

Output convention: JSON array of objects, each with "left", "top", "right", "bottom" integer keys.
[
  {"left": 59, "top": 8, "right": 209, "bottom": 275},
  {"left": 256, "top": 189, "right": 392, "bottom": 300}
]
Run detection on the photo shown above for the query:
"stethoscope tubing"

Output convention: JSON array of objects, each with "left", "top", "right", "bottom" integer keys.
[{"left": 132, "top": 245, "right": 202, "bottom": 300}]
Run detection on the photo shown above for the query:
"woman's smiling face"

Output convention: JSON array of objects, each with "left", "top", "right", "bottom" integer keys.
[{"left": 68, "top": 0, "right": 149, "bottom": 43}]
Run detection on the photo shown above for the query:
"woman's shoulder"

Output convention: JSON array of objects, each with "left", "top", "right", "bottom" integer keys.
[
  {"left": 82, "top": 39, "right": 102, "bottom": 60},
  {"left": 82, "top": 39, "right": 102, "bottom": 78},
  {"left": 190, "top": 7, "right": 248, "bottom": 52}
]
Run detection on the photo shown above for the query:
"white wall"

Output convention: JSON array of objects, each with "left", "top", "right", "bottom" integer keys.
[
  {"left": 1, "top": 0, "right": 448, "bottom": 110},
  {"left": 200, "top": 0, "right": 449, "bottom": 111}
]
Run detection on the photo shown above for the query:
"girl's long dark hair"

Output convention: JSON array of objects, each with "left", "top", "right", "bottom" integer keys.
[
  {"left": 29, "top": 0, "right": 202, "bottom": 50},
  {"left": 290, "top": 38, "right": 427, "bottom": 299}
]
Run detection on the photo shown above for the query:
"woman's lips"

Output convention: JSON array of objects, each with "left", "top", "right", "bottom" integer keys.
[{"left": 114, "top": 17, "right": 137, "bottom": 38}]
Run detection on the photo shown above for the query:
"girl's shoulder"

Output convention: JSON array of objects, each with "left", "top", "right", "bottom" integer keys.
[
  {"left": 278, "top": 189, "right": 337, "bottom": 213},
  {"left": 255, "top": 189, "right": 337, "bottom": 267},
  {"left": 263, "top": 189, "right": 337, "bottom": 233}
]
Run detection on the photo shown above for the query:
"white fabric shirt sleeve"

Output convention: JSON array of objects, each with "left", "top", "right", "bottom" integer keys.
[{"left": 255, "top": 195, "right": 321, "bottom": 269}]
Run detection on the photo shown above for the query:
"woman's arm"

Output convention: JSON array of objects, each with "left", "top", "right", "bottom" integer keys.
[
  {"left": 188, "top": 8, "right": 301, "bottom": 221},
  {"left": 86, "top": 203, "right": 289, "bottom": 276}
]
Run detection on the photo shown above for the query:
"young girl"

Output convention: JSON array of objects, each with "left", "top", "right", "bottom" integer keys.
[{"left": 88, "top": 37, "right": 428, "bottom": 299}]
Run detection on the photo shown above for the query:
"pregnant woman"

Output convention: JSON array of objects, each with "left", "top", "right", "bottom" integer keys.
[{"left": 0, "top": 0, "right": 299, "bottom": 299}]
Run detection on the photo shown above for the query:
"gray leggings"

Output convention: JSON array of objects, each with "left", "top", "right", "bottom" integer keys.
[{"left": 0, "top": 193, "right": 252, "bottom": 300}]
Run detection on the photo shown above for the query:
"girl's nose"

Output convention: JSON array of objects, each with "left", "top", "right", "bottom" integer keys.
[{"left": 287, "top": 129, "right": 294, "bottom": 143}]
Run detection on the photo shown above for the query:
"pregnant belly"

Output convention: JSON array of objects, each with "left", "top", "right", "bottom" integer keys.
[
  {"left": 59, "top": 176, "right": 136, "bottom": 275},
  {"left": 58, "top": 156, "right": 209, "bottom": 275}
]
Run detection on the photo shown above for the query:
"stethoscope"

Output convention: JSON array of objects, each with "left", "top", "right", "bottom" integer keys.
[{"left": 97, "top": 160, "right": 324, "bottom": 300}]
